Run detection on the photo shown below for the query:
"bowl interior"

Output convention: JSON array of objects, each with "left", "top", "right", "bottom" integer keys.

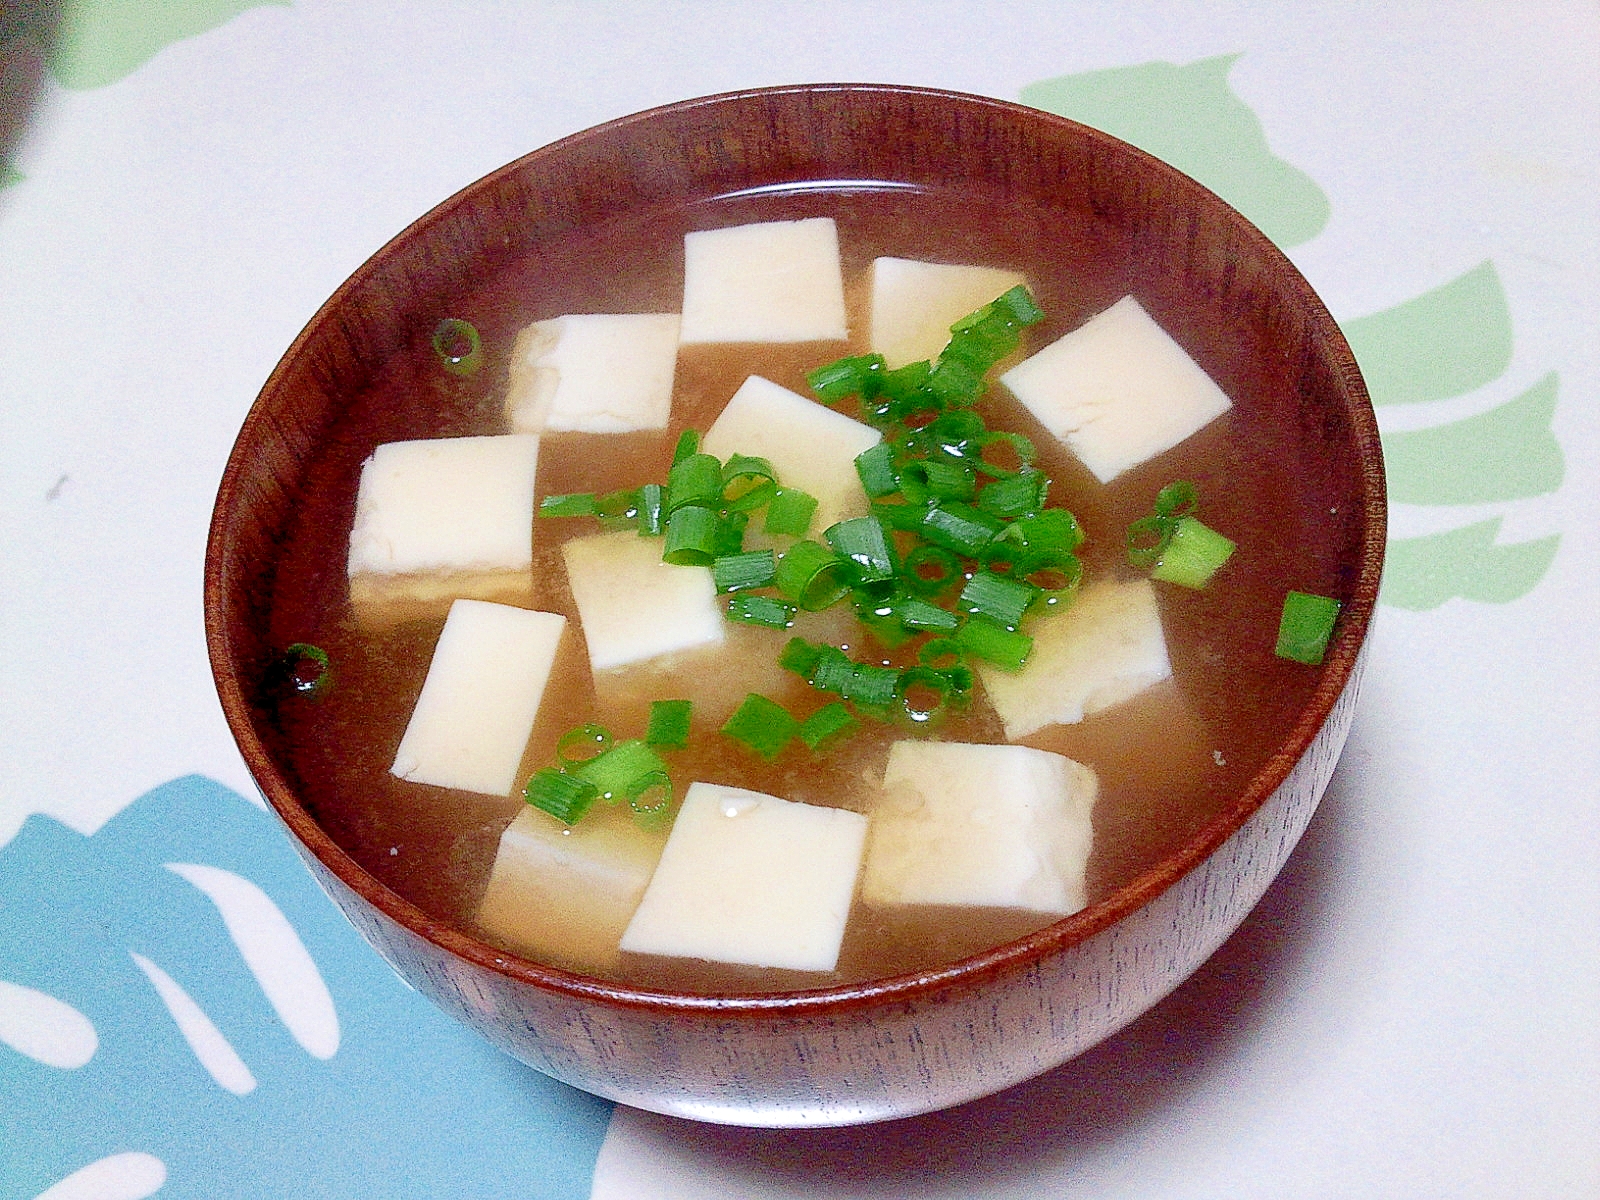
[{"left": 205, "top": 83, "right": 1383, "bottom": 1010}]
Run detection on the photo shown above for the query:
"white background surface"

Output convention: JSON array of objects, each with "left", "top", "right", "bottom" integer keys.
[{"left": 3, "top": 3, "right": 1596, "bottom": 1196}]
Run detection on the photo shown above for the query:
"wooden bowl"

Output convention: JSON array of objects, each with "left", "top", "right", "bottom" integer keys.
[{"left": 205, "top": 84, "right": 1384, "bottom": 1126}]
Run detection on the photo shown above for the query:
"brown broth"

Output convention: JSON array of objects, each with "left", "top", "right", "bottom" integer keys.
[{"left": 265, "top": 183, "right": 1325, "bottom": 993}]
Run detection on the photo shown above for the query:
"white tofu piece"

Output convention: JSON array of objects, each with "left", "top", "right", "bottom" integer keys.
[
  {"left": 619, "top": 783, "right": 868, "bottom": 972},
  {"left": 561, "top": 530, "right": 723, "bottom": 672},
  {"left": 868, "top": 257, "right": 1028, "bottom": 369},
  {"left": 390, "top": 600, "right": 566, "bottom": 797},
  {"left": 678, "top": 217, "right": 848, "bottom": 344},
  {"left": 863, "top": 741, "right": 1098, "bottom": 915},
  {"left": 977, "top": 577, "right": 1172, "bottom": 740},
  {"left": 476, "top": 805, "right": 666, "bottom": 972},
  {"left": 347, "top": 434, "right": 539, "bottom": 611},
  {"left": 504, "top": 313, "right": 681, "bottom": 434},
  {"left": 999, "top": 295, "right": 1232, "bottom": 483},
  {"left": 701, "top": 375, "right": 880, "bottom": 532}
]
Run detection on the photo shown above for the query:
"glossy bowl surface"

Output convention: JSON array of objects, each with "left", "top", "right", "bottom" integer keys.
[{"left": 205, "top": 83, "right": 1384, "bottom": 1126}]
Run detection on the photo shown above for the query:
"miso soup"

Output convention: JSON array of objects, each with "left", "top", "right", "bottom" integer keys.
[{"left": 264, "top": 183, "right": 1336, "bottom": 995}]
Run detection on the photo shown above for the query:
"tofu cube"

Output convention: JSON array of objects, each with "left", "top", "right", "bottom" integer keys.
[
  {"left": 701, "top": 375, "right": 880, "bottom": 532},
  {"left": 476, "top": 805, "right": 666, "bottom": 972},
  {"left": 999, "top": 295, "right": 1232, "bottom": 483},
  {"left": 619, "top": 783, "right": 868, "bottom": 972},
  {"left": 978, "top": 577, "right": 1172, "bottom": 740},
  {"left": 347, "top": 435, "right": 539, "bottom": 612},
  {"left": 504, "top": 313, "right": 681, "bottom": 434},
  {"left": 678, "top": 218, "right": 848, "bottom": 344},
  {"left": 869, "top": 257, "right": 1028, "bottom": 368},
  {"left": 863, "top": 741, "right": 1098, "bottom": 915},
  {"left": 561, "top": 530, "right": 723, "bottom": 672},
  {"left": 390, "top": 600, "right": 566, "bottom": 796}
]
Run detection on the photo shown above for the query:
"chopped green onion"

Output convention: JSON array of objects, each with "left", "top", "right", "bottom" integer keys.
[
  {"left": 1019, "top": 548, "right": 1083, "bottom": 607},
  {"left": 635, "top": 482, "right": 665, "bottom": 535},
  {"left": 807, "top": 645, "right": 858, "bottom": 694},
  {"left": 992, "top": 284, "right": 1045, "bottom": 326},
  {"left": 1276, "top": 591, "right": 1341, "bottom": 665},
  {"left": 798, "top": 701, "right": 857, "bottom": 750},
  {"left": 1001, "top": 507, "right": 1084, "bottom": 554},
  {"left": 808, "top": 353, "right": 885, "bottom": 403},
  {"left": 1155, "top": 480, "right": 1198, "bottom": 518},
  {"left": 645, "top": 700, "right": 693, "bottom": 749},
  {"left": 900, "top": 457, "right": 976, "bottom": 501},
  {"left": 712, "top": 510, "right": 749, "bottom": 557},
  {"left": 1125, "top": 514, "right": 1172, "bottom": 570},
  {"left": 282, "top": 642, "right": 331, "bottom": 695},
  {"left": 712, "top": 549, "right": 777, "bottom": 592},
  {"left": 431, "top": 318, "right": 482, "bottom": 376},
  {"left": 954, "top": 615, "right": 1033, "bottom": 672},
  {"left": 720, "top": 694, "right": 799, "bottom": 760},
  {"left": 539, "top": 492, "right": 598, "bottom": 518},
  {"left": 671, "top": 429, "right": 700, "bottom": 466},
  {"left": 927, "top": 355, "right": 985, "bottom": 406},
  {"left": 854, "top": 442, "right": 901, "bottom": 499},
  {"left": 840, "top": 661, "right": 900, "bottom": 709},
  {"left": 774, "top": 539, "right": 852, "bottom": 610},
  {"left": 1151, "top": 516, "right": 1235, "bottom": 589},
  {"left": 625, "top": 771, "right": 674, "bottom": 819},
  {"left": 920, "top": 501, "right": 1005, "bottom": 557},
  {"left": 873, "top": 499, "right": 931, "bottom": 533},
  {"left": 764, "top": 486, "right": 818, "bottom": 537},
  {"left": 959, "top": 571, "right": 1040, "bottom": 629},
  {"left": 977, "top": 469, "right": 1047, "bottom": 518},
  {"left": 896, "top": 665, "right": 953, "bottom": 724},
  {"left": 596, "top": 487, "right": 641, "bottom": 529},
  {"left": 779, "top": 636, "right": 825, "bottom": 677},
  {"left": 918, "top": 637, "right": 964, "bottom": 671},
  {"left": 571, "top": 738, "right": 669, "bottom": 799},
  {"left": 901, "top": 544, "right": 961, "bottom": 595},
  {"left": 662, "top": 504, "right": 721, "bottom": 565},
  {"left": 892, "top": 594, "right": 960, "bottom": 633},
  {"left": 721, "top": 453, "right": 779, "bottom": 512},
  {"left": 972, "top": 430, "right": 1036, "bottom": 478},
  {"left": 556, "top": 723, "right": 611, "bottom": 768},
  {"left": 665, "top": 452, "right": 723, "bottom": 512},
  {"left": 824, "top": 516, "right": 896, "bottom": 584},
  {"left": 523, "top": 768, "right": 600, "bottom": 825},
  {"left": 726, "top": 593, "right": 797, "bottom": 629}
]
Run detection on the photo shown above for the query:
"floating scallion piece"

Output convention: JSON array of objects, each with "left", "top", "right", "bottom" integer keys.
[
  {"left": 671, "top": 428, "right": 700, "bottom": 465},
  {"left": 953, "top": 615, "right": 1033, "bottom": 672},
  {"left": 662, "top": 504, "right": 721, "bottom": 565},
  {"left": 645, "top": 700, "right": 693, "bottom": 749},
  {"left": 901, "top": 544, "right": 961, "bottom": 595},
  {"left": 556, "top": 723, "right": 612, "bottom": 768},
  {"left": 636, "top": 482, "right": 665, "bottom": 535},
  {"left": 896, "top": 665, "right": 954, "bottom": 724},
  {"left": 595, "top": 488, "right": 642, "bottom": 530},
  {"left": 625, "top": 771, "right": 674, "bottom": 819},
  {"left": 1151, "top": 516, "right": 1236, "bottom": 589},
  {"left": 571, "top": 738, "right": 669, "bottom": 800},
  {"left": 431, "top": 317, "right": 482, "bottom": 376},
  {"left": 524, "top": 768, "right": 601, "bottom": 825},
  {"left": 920, "top": 501, "right": 1005, "bottom": 557},
  {"left": 712, "top": 549, "right": 777, "bottom": 593},
  {"left": 808, "top": 353, "right": 885, "bottom": 403},
  {"left": 721, "top": 693, "right": 799, "bottom": 760},
  {"left": 774, "top": 539, "right": 851, "bottom": 610},
  {"left": 282, "top": 642, "right": 331, "bottom": 695},
  {"left": 721, "top": 453, "right": 779, "bottom": 512},
  {"left": 539, "top": 492, "right": 598, "bottom": 518},
  {"left": 727, "top": 593, "right": 797, "bottom": 629},
  {"left": 764, "top": 486, "right": 818, "bottom": 537},
  {"left": 798, "top": 701, "right": 857, "bottom": 750},
  {"left": 824, "top": 516, "right": 896, "bottom": 585},
  {"left": 959, "top": 571, "right": 1039, "bottom": 629},
  {"left": 1276, "top": 591, "right": 1341, "bottom": 664},
  {"left": 854, "top": 442, "right": 901, "bottom": 499},
  {"left": 665, "top": 452, "right": 723, "bottom": 512}
]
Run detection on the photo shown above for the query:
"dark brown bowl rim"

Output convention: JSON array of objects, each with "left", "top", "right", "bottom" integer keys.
[{"left": 205, "top": 81, "right": 1386, "bottom": 1018}]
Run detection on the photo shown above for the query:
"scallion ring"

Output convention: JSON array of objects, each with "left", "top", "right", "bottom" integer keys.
[{"left": 431, "top": 318, "right": 482, "bottom": 376}]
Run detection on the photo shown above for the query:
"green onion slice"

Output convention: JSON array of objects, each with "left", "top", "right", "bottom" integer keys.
[
  {"left": 920, "top": 502, "right": 1005, "bottom": 557},
  {"left": 774, "top": 540, "right": 852, "bottom": 610},
  {"left": 1155, "top": 480, "right": 1199, "bottom": 518},
  {"left": 954, "top": 615, "right": 1033, "bottom": 672},
  {"left": 854, "top": 442, "right": 901, "bottom": 499},
  {"left": 595, "top": 488, "right": 641, "bottom": 529},
  {"left": 721, "top": 454, "right": 779, "bottom": 512},
  {"left": 645, "top": 700, "right": 692, "bottom": 749},
  {"left": 571, "top": 738, "right": 669, "bottom": 800},
  {"left": 798, "top": 701, "right": 857, "bottom": 750},
  {"left": 901, "top": 545, "right": 961, "bottom": 595},
  {"left": 431, "top": 318, "right": 482, "bottom": 376},
  {"left": 539, "top": 492, "right": 597, "bottom": 518},
  {"left": 712, "top": 549, "right": 777, "bottom": 593},
  {"left": 896, "top": 665, "right": 953, "bottom": 724},
  {"left": 824, "top": 516, "right": 896, "bottom": 584},
  {"left": 1276, "top": 591, "right": 1341, "bottom": 665},
  {"left": 1151, "top": 516, "right": 1235, "bottom": 589},
  {"left": 663, "top": 504, "right": 721, "bottom": 565},
  {"left": 556, "top": 723, "right": 612, "bottom": 768},
  {"left": 282, "top": 642, "right": 331, "bottom": 695},
  {"left": 636, "top": 482, "right": 665, "bottom": 535},
  {"left": 625, "top": 771, "right": 674, "bottom": 818},
  {"left": 671, "top": 429, "right": 700, "bottom": 466},
  {"left": 721, "top": 694, "right": 799, "bottom": 760},
  {"left": 764, "top": 486, "right": 818, "bottom": 537},
  {"left": 524, "top": 768, "right": 600, "bottom": 825},
  {"left": 959, "top": 570, "right": 1040, "bottom": 629},
  {"left": 665, "top": 452, "right": 723, "bottom": 512},
  {"left": 726, "top": 593, "right": 797, "bottom": 629}
]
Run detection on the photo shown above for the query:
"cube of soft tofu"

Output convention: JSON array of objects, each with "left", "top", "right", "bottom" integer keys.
[
  {"left": 999, "top": 295, "right": 1232, "bottom": 483},
  {"left": 701, "top": 375, "right": 880, "bottom": 532},
  {"left": 678, "top": 217, "right": 848, "bottom": 344},
  {"left": 390, "top": 600, "right": 566, "bottom": 796},
  {"left": 504, "top": 313, "right": 681, "bottom": 434},
  {"left": 868, "top": 257, "right": 1028, "bottom": 369},
  {"left": 863, "top": 741, "right": 1098, "bottom": 915},
  {"left": 561, "top": 530, "right": 723, "bottom": 672},
  {"left": 619, "top": 783, "right": 868, "bottom": 972},
  {"left": 476, "top": 805, "right": 666, "bottom": 972},
  {"left": 347, "top": 435, "right": 539, "bottom": 612},
  {"left": 977, "top": 577, "right": 1172, "bottom": 740}
]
